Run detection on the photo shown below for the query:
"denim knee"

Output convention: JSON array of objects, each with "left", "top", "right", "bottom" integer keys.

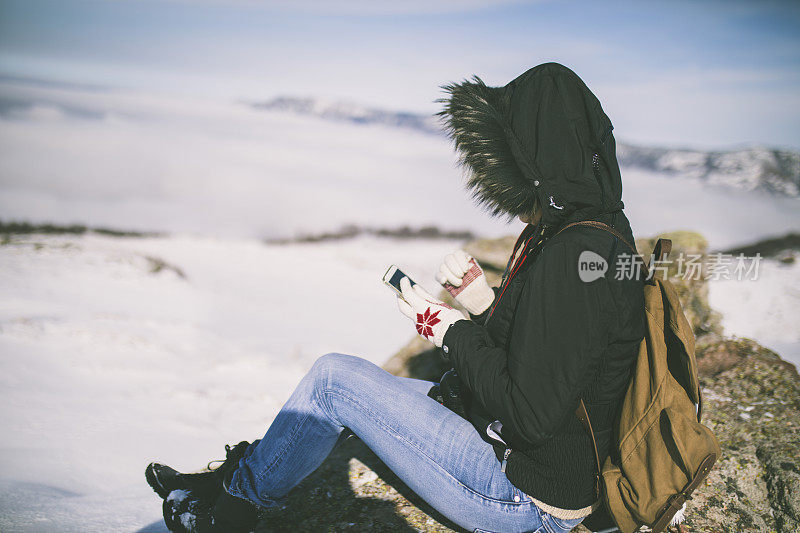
[
  {"left": 311, "top": 352, "right": 348, "bottom": 374},
  {"left": 309, "top": 352, "right": 357, "bottom": 385},
  {"left": 316, "top": 350, "right": 371, "bottom": 371},
  {"left": 309, "top": 352, "right": 372, "bottom": 390},
  {"left": 306, "top": 353, "right": 362, "bottom": 413}
]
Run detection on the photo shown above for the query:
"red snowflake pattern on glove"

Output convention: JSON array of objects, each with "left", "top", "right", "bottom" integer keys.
[{"left": 415, "top": 307, "right": 441, "bottom": 339}]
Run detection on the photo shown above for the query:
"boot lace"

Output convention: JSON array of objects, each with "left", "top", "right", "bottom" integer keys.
[{"left": 206, "top": 443, "right": 244, "bottom": 471}]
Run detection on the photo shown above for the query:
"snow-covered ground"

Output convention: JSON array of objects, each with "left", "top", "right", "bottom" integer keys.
[
  {"left": 1, "top": 232, "right": 798, "bottom": 532},
  {"left": 708, "top": 257, "right": 800, "bottom": 368},
  {"left": 0, "top": 233, "right": 463, "bottom": 532}
]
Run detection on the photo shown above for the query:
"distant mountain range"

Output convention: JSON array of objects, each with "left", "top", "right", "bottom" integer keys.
[
  {"left": 250, "top": 96, "right": 441, "bottom": 135},
  {"left": 617, "top": 144, "right": 799, "bottom": 197},
  {"left": 250, "top": 96, "right": 800, "bottom": 198}
]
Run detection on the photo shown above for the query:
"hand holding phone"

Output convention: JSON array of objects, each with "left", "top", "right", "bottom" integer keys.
[
  {"left": 383, "top": 265, "right": 417, "bottom": 300},
  {"left": 389, "top": 268, "right": 467, "bottom": 348}
]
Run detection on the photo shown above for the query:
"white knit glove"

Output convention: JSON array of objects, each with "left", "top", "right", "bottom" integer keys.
[
  {"left": 435, "top": 250, "right": 495, "bottom": 315},
  {"left": 396, "top": 277, "right": 467, "bottom": 348}
]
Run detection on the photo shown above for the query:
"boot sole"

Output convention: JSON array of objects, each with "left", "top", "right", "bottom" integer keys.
[{"left": 145, "top": 462, "right": 173, "bottom": 499}]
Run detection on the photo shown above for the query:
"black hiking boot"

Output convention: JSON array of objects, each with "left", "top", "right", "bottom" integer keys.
[
  {"left": 146, "top": 441, "right": 251, "bottom": 533},
  {"left": 162, "top": 489, "right": 214, "bottom": 533},
  {"left": 145, "top": 441, "right": 251, "bottom": 500}
]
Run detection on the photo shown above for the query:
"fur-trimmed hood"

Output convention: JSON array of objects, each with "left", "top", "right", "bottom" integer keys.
[{"left": 437, "top": 62, "right": 625, "bottom": 230}]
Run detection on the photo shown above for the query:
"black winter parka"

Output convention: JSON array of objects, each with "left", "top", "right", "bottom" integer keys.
[{"left": 439, "top": 63, "right": 646, "bottom": 511}]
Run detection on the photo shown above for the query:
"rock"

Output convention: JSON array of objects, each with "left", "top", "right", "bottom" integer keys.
[
  {"left": 255, "top": 232, "right": 799, "bottom": 532},
  {"left": 685, "top": 341, "right": 800, "bottom": 532},
  {"left": 382, "top": 335, "right": 447, "bottom": 383},
  {"left": 696, "top": 337, "right": 779, "bottom": 377}
]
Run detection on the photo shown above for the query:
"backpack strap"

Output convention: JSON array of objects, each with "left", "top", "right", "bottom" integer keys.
[
  {"left": 575, "top": 398, "right": 602, "bottom": 500},
  {"left": 559, "top": 220, "right": 671, "bottom": 501},
  {"left": 553, "top": 219, "right": 672, "bottom": 282},
  {"left": 554, "top": 220, "right": 633, "bottom": 500},
  {"left": 554, "top": 219, "right": 638, "bottom": 255},
  {"left": 651, "top": 453, "right": 717, "bottom": 532}
]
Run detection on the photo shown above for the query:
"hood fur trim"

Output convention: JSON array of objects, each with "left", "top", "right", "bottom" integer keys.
[{"left": 436, "top": 76, "right": 538, "bottom": 221}]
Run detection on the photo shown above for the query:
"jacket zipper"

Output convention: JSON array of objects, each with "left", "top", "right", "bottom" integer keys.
[
  {"left": 592, "top": 152, "right": 606, "bottom": 205},
  {"left": 500, "top": 448, "right": 512, "bottom": 473}
]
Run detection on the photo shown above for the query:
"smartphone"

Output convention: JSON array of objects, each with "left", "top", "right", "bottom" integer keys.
[{"left": 383, "top": 265, "right": 416, "bottom": 298}]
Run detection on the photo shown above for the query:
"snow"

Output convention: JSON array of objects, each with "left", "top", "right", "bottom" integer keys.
[
  {"left": 1, "top": 231, "right": 797, "bottom": 531},
  {"left": 0, "top": 233, "right": 462, "bottom": 532},
  {"left": 708, "top": 257, "right": 800, "bottom": 369},
  {"left": 617, "top": 143, "right": 800, "bottom": 197}
]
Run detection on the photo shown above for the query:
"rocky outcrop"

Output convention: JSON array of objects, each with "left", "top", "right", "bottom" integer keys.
[
  {"left": 255, "top": 231, "right": 800, "bottom": 532},
  {"left": 690, "top": 338, "right": 800, "bottom": 532}
]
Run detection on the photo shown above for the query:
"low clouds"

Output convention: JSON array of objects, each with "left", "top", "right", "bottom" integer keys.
[
  {"left": 1, "top": 78, "right": 798, "bottom": 249},
  {"left": 0, "top": 79, "right": 515, "bottom": 239}
]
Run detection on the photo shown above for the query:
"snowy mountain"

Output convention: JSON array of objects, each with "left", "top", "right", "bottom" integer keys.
[
  {"left": 250, "top": 96, "right": 800, "bottom": 198},
  {"left": 616, "top": 144, "right": 800, "bottom": 197},
  {"left": 250, "top": 96, "right": 441, "bottom": 135}
]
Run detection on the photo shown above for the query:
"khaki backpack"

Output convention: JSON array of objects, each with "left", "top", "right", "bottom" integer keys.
[{"left": 556, "top": 220, "right": 721, "bottom": 533}]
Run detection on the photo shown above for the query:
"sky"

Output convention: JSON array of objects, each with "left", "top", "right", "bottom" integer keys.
[{"left": 1, "top": 0, "right": 799, "bottom": 150}]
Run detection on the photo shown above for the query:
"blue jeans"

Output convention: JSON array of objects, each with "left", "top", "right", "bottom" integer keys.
[{"left": 226, "top": 353, "right": 585, "bottom": 533}]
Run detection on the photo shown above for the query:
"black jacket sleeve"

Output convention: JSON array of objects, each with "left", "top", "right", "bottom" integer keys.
[{"left": 441, "top": 240, "right": 616, "bottom": 448}]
